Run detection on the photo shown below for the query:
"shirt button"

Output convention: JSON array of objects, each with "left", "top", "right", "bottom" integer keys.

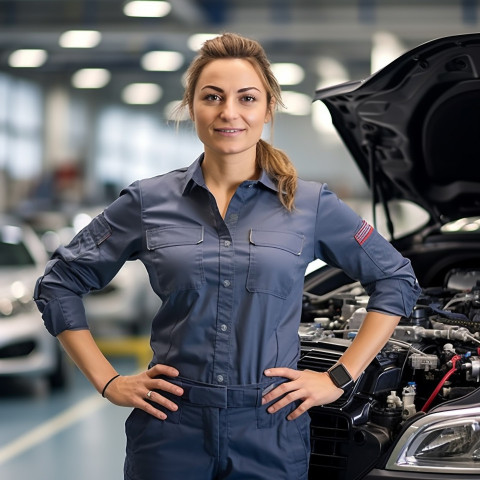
[
  {"left": 224, "top": 240, "right": 231, "bottom": 247},
  {"left": 223, "top": 280, "right": 231, "bottom": 287},
  {"left": 217, "top": 375, "right": 224, "bottom": 383},
  {"left": 220, "top": 324, "right": 227, "bottom": 332}
]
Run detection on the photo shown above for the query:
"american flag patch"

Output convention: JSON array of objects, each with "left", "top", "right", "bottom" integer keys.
[{"left": 354, "top": 220, "right": 373, "bottom": 245}]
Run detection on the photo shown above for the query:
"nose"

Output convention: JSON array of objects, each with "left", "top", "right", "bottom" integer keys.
[{"left": 219, "top": 98, "right": 238, "bottom": 120}]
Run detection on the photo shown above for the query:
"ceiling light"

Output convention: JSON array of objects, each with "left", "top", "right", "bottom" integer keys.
[
  {"left": 122, "top": 83, "right": 163, "bottom": 105},
  {"left": 187, "top": 33, "right": 219, "bottom": 52},
  {"left": 371, "top": 31, "right": 406, "bottom": 74},
  {"left": 72, "top": 68, "right": 111, "bottom": 89},
  {"left": 8, "top": 49, "right": 47, "bottom": 68},
  {"left": 311, "top": 100, "right": 336, "bottom": 135},
  {"left": 280, "top": 91, "right": 312, "bottom": 116},
  {"left": 164, "top": 100, "right": 190, "bottom": 121},
  {"left": 123, "top": 1, "right": 171, "bottom": 17},
  {"left": 141, "top": 51, "right": 184, "bottom": 71},
  {"left": 59, "top": 30, "right": 101, "bottom": 48},
  {"left": 271, "top": 63, "right": 305, "bottom": 85},
  {"left": 315, "top": 57, "right": 349, "bottom": 86}
]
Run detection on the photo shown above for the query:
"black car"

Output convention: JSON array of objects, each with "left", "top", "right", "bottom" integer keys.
[{"left": 301, "top": 33, "right": 480, "bottom": 479}]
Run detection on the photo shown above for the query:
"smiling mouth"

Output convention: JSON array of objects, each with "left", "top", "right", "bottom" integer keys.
[{"left": 215, "top": 128, "right": 244, "bottom": 133}]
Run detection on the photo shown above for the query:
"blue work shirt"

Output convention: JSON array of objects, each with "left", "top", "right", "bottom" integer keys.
[{"left": 34, "top": 155, "right": 421, "bottom": 386}]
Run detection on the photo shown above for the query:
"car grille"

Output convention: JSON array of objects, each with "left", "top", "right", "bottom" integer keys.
[
  {"left": 299, "top": 339, "right": 394, "bottom": 480},
  {"left": 0, "top": 340, "right": 36, "bottom": 358},
  {"left": 308, "top": 409, "right": 351, "bottom": 478},
  {"left": 298, "top": 342, "right": 355, "bottom": 479}
]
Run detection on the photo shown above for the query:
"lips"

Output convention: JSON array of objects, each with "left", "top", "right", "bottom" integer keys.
[{"left": 215, "top": 128, "right": 244, "bottom": 133}]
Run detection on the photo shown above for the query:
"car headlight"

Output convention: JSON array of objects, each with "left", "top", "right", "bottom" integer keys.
[
  {"left": 386, "top": 407, "right": 480, "bottom": 474},
  {"left": 0, "top": 281, "right": 35, "bottom": 318}
]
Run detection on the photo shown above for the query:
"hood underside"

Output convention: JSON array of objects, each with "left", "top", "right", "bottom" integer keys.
[{"left": 314, "top": 32, "right": 480, "bottom": 225}]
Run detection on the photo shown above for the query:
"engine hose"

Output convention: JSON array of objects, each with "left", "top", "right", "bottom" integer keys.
[{"left": 420, "top": 354, "right": 461, "bottom": 412}]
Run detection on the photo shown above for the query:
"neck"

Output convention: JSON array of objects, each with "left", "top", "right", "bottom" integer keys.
[
  {"left": 201, "top": 149, "right": 260, "bottom": 219},
  {"left": 202, "top": 150, "right": 260, "bottom": 191}
]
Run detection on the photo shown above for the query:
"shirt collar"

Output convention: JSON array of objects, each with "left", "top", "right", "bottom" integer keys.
[
  {"left": 182, "top": 152, "right": 279, "bottom": 195},
  {"left": 182, "top": 154, "right": 206, "bottom": 195}
]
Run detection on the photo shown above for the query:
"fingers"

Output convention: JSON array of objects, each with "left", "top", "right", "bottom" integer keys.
[
  {"left": 264, "top": 367, "right": 300, "bottom": 380},
  {"left": 142, "top": 399, "right": 169, "bottom": 420},
  {"left": 104, "top": 364, "right": 185, "bottom": 421},
  {"left": 261, "top": 369, "right": 344, "bottom": 420},
  {"left": 149, "top": 377, "right": 184, "bottom": 397},
  {"left": 261, "top": 368, "right": 301, "bottom": 406},
  {"left": 142, "top": 389, "right": 180, "bottom": 420},
  {"left": 263, "top": 382, "right": 305, "bottom": 413},
  {"left": 148, "top": 363, "right": 180, "bottom": 378}
]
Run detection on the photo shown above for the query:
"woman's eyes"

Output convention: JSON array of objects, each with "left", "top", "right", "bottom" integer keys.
[
  {"left": 205, "top": 93, "right": 221, "bottom": 101},
  {"left": 203, "top": 94, "right": 256, "bottom": 103}
]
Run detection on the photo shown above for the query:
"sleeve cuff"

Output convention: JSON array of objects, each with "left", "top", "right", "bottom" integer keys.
[
  {"left": 40, "top": 295, "right": 89, "bottom": 336},
  {"left": 366, "top": 278, "right": 421, "bottom": 318}
]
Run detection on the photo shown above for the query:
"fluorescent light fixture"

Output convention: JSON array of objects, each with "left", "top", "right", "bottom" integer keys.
[
  {"left": 123, "top": 1, "right": 171, "bottom": 17},
  {"left": 371, "top": 31, "right": 406, "bottom": 74},
  {"left": 122, "top": 83, "right": 163, "bottom": 104},
  {"left": 280, "top": 91, "right": 311, "bottom": 116},
  {"left": 271, "top": 63, "right": 305, "bottom": 85},
  {"left": 72, "top": 68, "right": 111, "bottom": 89},
  {"left": 141, "top": 51, "right": 184, "bottom": 71},
  {"left": 311, "top": 100, "right": 336, "bottom": 135},
  {"left": 187, "top": 33, "right": 219, "bottom": 52},
  {"left": 8, "top": 49, "right": 47, "bottom": 68},
  {"left": 59, "top": 30, "right": 102, "bottom": 48},
  {"left": 314, "top": 56, "right": 349, "bottom": 134},
  {"left": 164, "top": 100, "right": 190, "bottom": 121},
  {"left": 315, "top": 57, "right": 349, "bottom": 86}
]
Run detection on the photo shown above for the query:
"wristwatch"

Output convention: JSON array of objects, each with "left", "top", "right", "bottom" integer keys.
[{"left": 327, "top": 363, "right": 353, "bottom": 390}]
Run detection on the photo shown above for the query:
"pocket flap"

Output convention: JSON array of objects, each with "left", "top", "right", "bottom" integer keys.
[
  {"left": 249, "top": 229, "right": 304, "bottom": 255},
  {"left": 146, "top": 226, "right": 204, "bottom": 250}
]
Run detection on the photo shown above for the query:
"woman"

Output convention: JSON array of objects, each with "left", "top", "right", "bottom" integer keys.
[{"left": 34, "top": 33, "right": 421, "bottom": 480}]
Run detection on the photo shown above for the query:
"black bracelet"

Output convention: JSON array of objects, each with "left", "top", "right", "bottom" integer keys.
[{"left": 101, "top": 374, "right": 120, "bottom": 397}]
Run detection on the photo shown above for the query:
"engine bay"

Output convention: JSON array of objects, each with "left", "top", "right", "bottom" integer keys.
[{"left": 299, "top": 269, "right": 480, "bottom": 479}]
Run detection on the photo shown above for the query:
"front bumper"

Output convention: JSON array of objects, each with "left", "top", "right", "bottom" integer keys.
[{"left": 0, "top": 311, "right": 58, "bottom": 377}]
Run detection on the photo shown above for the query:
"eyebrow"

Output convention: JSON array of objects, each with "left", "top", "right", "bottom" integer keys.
[{"left": 201, "top": 85, "right": 261, "bottom": 93}]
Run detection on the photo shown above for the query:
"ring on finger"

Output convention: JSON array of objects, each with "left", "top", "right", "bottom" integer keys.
[{"left": 146, "top": 390, "right": 153, "bottom": 399}]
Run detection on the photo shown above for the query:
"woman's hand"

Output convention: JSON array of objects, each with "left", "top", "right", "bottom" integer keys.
[
  {"left": 104, "top": 364, "right": 184, "bottom": 421},
  {"left": 262, "top": 368, "right": 343, "bottom": 420}
]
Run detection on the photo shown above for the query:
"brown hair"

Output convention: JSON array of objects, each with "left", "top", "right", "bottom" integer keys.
[{"left": 178, "top": 32, "right": 297, "bottom": 211}]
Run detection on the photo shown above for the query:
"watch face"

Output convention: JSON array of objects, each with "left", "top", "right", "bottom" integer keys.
[{"left": 329, "top": 364, "right": 352, "bottom": 388}]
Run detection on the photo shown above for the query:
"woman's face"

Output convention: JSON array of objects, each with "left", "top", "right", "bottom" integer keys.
[{"left": 191, "top": 58, "right": 272, "bottom": 161}]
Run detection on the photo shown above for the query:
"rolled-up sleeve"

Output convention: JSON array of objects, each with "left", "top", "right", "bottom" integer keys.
[
  {"left": 34, "top": 182, "right": 144, "bottom": 336},
  {"left": 314, "top": 184, "right": 421, "bottom": 317}
]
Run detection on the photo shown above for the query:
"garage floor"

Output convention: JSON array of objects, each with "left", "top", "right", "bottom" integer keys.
[{"left": 0, "top": 357, "right": 137, "bottom": 480}]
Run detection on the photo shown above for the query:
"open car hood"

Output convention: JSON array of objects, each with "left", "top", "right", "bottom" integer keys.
[{"left": 314, "top": 32, "right": 480, "bottom": 226}]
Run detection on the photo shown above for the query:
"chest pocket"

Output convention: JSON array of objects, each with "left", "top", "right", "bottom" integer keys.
[
  {"left": 146, "top": 226, "right": 205, "bottom": 294},
  {"left": 246, "top": 229, "right": 304, "bottom": 299}
]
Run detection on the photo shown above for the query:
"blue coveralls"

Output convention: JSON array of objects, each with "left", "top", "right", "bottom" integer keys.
[{"left": 34, "top": 154, "right": 421, "bottom": 479}]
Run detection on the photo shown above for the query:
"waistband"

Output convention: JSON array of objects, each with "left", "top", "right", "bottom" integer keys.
[{"left": 157, "top": 376, "right": 285, "bottom": 409}]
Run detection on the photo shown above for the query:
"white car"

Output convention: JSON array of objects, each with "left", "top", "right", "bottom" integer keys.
[{"left": 0, "top": 217, "right": 70, "bottom": 389}]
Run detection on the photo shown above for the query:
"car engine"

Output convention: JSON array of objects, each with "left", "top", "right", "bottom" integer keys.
[{"left": 299, "top": 269, "right": 480, "bottom": 480}]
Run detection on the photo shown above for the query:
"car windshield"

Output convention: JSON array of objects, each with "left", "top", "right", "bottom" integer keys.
[{"left": 0, "top": 226, "right": 35, "bottom": 267}]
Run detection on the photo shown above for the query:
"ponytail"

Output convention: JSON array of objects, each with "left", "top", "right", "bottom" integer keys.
[{"left": 257, "top": 139, "right": 297, "bottom": 211}]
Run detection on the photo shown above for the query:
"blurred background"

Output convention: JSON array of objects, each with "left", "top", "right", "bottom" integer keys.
[
  {"left": 0, "top": 1, "right": 479, "bottom": 479},
  {"left": 3, "top": 0, "right": 480, "bottom": 214}
]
